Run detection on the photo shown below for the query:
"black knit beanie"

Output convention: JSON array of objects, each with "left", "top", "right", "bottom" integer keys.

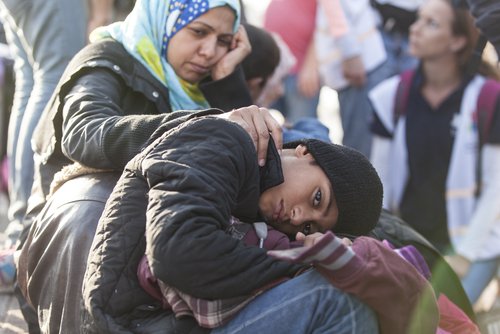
[{"left": 284, "top": 139, "right": 383, "bottom": 236}]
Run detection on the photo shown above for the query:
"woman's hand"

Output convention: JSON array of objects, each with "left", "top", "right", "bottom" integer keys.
[
  {"left": 342, "top": 56, "right": 366, "bottom": 88},
  {"left": 297, "top": 40, "right": 321, "bottom": 98},
  {"left": 216, "top": 106, "right": 282, "bottom": 166},
  {"left": 211, "top": 25, "right": 252, "bottom": 81}
]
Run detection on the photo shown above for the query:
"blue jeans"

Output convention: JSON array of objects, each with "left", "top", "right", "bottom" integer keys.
[
  {"left": 0, "top": 0, "right": 88, "bottom": 243},
  {"left": 213, "top": 270, "right": 379, "bottom": 334},
  {"left": 337, "top": 29, "right": 417, "bottom": 158},
  {"left": 283, "top": 117, "right": 332, "bottom": 143},
  {"left": 461, "top": 257, "right": 500, "bottom": 304},
  {"left": 338, "top": 60, "right": 394, "bottom": 158},
  {"left": 272, "top": 74, "right": 320, "bottom": 124},
  {"left": 380, "top": 29, "right": 418, "bottom": 77}
]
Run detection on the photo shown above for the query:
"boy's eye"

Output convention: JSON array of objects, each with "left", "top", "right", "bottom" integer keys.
[
  {"left": 302, "top": 223, "right": 312, "bottom": 236},
  {"left": 313, "top": 190, "right": 322, "bottom": 207}
]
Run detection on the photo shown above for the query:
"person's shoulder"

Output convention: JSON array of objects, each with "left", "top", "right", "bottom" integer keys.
[
  {"left": 151, "top": 115, "right": 255, "bottom": 155},
  {"left": 184, "top": 116, "right": 254, "bottom": 144},
  {"left": 82, "top": 38, "right": 127, "bottom": 56}
]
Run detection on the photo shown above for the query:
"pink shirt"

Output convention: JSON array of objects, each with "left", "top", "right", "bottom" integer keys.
[{"left": 264, "top": 0, "right": 317, "bottom": 73}]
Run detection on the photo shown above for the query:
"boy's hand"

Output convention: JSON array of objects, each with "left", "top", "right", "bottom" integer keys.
[
  {"left": 268, "top": 231, "right": 354, "bottom": 265},
  {"left": 295, "top": 232, "right": 324, "bottom": 247},
  {"left": 211, "top": 25, "right": 252, "bottom": 81},
  {"left": 217, "top": 106, "right": 283, "bottom": 166},
  {"left": 295, "top": 232, "right": 351, "bottom": 247}
]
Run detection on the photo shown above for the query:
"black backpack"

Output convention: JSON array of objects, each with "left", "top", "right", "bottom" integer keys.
[{"left": 368, "top": 210, "right": 476, "bottom": 322}]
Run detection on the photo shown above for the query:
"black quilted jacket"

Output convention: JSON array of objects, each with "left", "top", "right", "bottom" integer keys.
[{"left": 82, "top": 117, "right": 300, "bottom": 333}]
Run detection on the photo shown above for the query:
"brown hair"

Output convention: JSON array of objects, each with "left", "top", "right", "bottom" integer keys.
[{"left": 446, "top": 0, "right": 500, "bottom": 79}]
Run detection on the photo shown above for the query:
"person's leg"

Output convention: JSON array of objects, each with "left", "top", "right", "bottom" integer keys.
[
  {"left": 380, "top": 30, "right": 417, "bottom": 77},
  {"left": 0, "top": 6, "right": 33, "bottom": 245},
  {"left": 337, "top": 61, "right": 392, "bottom": 157},
  {"left": 213, "top": 270, "right": 379, "bottom": 334},
  {"left": 337, "top": 85, "right": 373, "bottom": 157},
  {"left": 17, "top": 174, "right": 119, "bottom": 333},
  {"left": 4, "top": 0, "right": 88, "bottom": 237},
  {"left": 283, "top": 117, "right": 331, "bottom": 143},
  {"left": 1, "top": 0, "right": 88, "bottom": 331},
  {"left": 461, "top": 257, "right": 500, "bottom": 304},
  {"left": 281, "top": 74, "right": 320, "bottom": 124}
]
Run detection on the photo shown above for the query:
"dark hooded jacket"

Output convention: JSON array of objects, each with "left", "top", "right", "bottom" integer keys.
[{"left": 82, "top": 117, "right": 301, "bottom": 333}]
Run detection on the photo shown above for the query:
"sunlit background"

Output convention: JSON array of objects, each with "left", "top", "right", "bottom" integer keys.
[{"left": 241, "top": 0, "right": 343, "bottom": 144}]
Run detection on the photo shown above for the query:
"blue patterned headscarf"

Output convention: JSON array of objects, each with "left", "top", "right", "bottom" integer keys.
[{"left": 91, "top": 0, "right": 241, "bottom": 111}]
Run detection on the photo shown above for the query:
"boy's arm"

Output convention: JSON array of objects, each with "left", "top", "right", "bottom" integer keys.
[{"left": 268, "top": 232, "right": 439, "bottom": 334}]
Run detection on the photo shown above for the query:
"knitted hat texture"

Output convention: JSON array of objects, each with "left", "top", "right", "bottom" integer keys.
[{"left": 284, "top": 139, "right": 383, "bottom": 236}]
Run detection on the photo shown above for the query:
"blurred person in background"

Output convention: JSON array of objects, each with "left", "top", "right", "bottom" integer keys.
[
  {"left": 315, "top": 0, "right": 389, "bottom": 157},
  {"left": 369, "top": 0, "right": 500, "bottom": 308},
  {"left": 263, "top": 0, "right": 321, "bottom": 124}
]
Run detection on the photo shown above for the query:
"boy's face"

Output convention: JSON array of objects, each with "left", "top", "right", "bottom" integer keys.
[{"left": 259, "top": 145, "right": 339, "bottom": 237}]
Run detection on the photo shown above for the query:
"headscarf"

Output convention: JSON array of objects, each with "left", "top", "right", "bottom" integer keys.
[{"left": 90, "top": 0, "right": 241, "bottom": 111}]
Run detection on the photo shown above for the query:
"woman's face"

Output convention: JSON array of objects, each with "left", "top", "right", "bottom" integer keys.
[
  {"left": 409, "top": 0, "right": 464, "bottom": 61},
  {"left": 259, "top": 145, "right": 339, "bottom": 237},
  {"left": 167, "top": 6, "right": 235, "bottom": 84}
]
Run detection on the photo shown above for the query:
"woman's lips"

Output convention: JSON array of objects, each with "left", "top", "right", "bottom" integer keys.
[{"left": 188, "top": 62, "right": 209, "bottom": 74}]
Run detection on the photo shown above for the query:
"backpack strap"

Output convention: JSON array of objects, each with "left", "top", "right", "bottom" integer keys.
[
  {"left": 475, "top": 79, "right": 500, "bottom": 146},
  {"left": 394, "top": 69, "right": 416, "bottom": 125},
  {"left": 474, "top": 79, "right": 500, "bottom": 196}
]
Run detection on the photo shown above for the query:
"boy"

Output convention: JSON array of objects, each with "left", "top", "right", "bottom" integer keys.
[{"left": 83, "top": 113, "right": 438, "bottom": 333}]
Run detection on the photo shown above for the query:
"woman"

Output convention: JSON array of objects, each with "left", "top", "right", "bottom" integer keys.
[
  {"left": 369, "top": 0, "right": 500, "bottom": 306},
  {"left": 27, "top": 0, "right": 280, "bottom": 217},
  {"left": 17, "top": 1, "right": 281, "bottom": 332}
]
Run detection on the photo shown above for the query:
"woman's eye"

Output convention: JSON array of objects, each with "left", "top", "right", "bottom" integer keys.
[
  {"left": 426, "top": 19, "right": 440, "bottom": 29},
  {"left": 190, "top": 28, "right": 205, "bottom": 36},
  {"left": 218, "top": 38, "right": 232, "bottom": 47},
  {"left": 313, "top": 190, "right": 322, "bottom": 207},
  {"left": 302, "top": 223, "right": 312, "bottom": 236}
]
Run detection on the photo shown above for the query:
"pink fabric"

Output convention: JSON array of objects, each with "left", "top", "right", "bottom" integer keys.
[
  {"left": 437, "top": 294, "right": 480, "bottom": 334},
  {"left": 264, "top": 0, "right": 317, "bottom": 73},
  {"left": 318, "top": 0, "right": 349, "bottom": 37},
  {"left": 382, "top": 240, "right": 432, "bottom": 280},
  {"left": 137, "top": 256, "right": 164, "bottom": 304},
  {"left": 269, "top": 233, "right": 440, "bottom": 334},
  {"left": 0, "top": 157, "right": 8, "bottom": 193}
]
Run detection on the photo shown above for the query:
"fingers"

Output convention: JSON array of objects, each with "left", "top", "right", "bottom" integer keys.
[
  {"left": 295, "top": 232, "right": 306, "bottom": 242},
  {"left": 234, "top": 24, "right": 251, "bottom": 51},
  {"left": 296, "top": 232, "right": 325, "bottom": 247},
  {"left": 221, "top": 106, "right": 282, "bottom": 166},
  {"left": 341, "top": 237, "right": 353, "bottom": 246},
  {"left": 264, "top": 110, "right": 283, "bottom": 153},
  {"left": 212, "top": 25, "right": 251, "bottom": 80},
  {"left": 252, "top": 110, "right": 271, "bottom": 167}
]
